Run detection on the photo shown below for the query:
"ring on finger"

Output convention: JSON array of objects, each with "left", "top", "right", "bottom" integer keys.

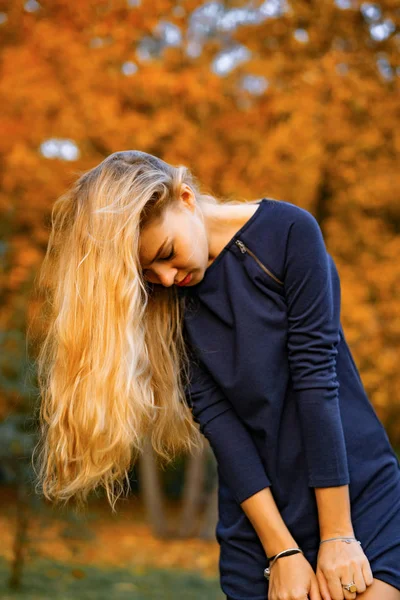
[{"left": 342, "top": 580, "right": 357, "bottom": 593}]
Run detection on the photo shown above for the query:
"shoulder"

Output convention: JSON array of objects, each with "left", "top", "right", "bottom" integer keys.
[
  {"left": 268, "top": 199, "right": 321, "bottom": 231},
  {"left": 249, "top": 199, "right": 327, "bottom": 281},
  {"left": 257, "top": 198, "right": 323, "bottom": 251}
]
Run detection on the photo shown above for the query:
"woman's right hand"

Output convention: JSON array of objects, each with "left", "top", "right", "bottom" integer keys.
[{"left": 268, "top": 552, "right": 322, "bottom": 600}]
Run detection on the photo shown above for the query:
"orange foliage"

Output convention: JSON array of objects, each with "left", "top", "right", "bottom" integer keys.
[{"left": 0, "top": 0, "right": 399, "bottom": 440}]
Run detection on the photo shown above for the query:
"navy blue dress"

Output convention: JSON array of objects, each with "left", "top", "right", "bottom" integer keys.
[{"left": 177, "top": 198, "right": 400, "bottom": 600}]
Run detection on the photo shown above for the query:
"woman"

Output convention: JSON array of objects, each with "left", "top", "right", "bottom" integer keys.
[{"left": 33, "top": 150, "right": 400, "bottom": 600}]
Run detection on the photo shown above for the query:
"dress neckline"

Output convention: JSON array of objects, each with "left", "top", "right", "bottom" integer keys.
[
  {"left": 204, "top": 199, "right": 266, "bottom": 277},
  {"left": 178, "top": 198, "right": 268, "bottom": 295}
]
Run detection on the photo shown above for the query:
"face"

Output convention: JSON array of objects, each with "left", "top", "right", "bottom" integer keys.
[{"left": 139, "top": 185, "right": 209, "bottom": 288}]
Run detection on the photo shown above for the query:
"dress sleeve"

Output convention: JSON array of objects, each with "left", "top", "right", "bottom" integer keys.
[
  {"left": 185, "top": 351, "right": 271, "bottom": 504},
  {"left": 284, "top": 208, "right": 350, "bottom": 488}
]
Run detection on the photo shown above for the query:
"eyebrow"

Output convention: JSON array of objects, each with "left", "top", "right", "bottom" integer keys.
[{"left": 142, "top": 237, "right": 168, "bottom": 269}]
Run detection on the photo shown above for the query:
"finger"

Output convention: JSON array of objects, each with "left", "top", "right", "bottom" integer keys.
[
  {"left": 309, "top": 577, "right": 323, "bottom": 600},
  {"left": 316, "top": 568, "right": 332, "bottom": 600},
  {"left": 341, "top": 563, "right": 357, "bottom": 600},
  {"left": 324, "top": 569, "right": 344, "bottom": 600},
  {"left": 361, "top": 558, "right": 374, "bottom": 587},
  {"left": 352, "top": 563, "right": 366, "bottom": 594}
]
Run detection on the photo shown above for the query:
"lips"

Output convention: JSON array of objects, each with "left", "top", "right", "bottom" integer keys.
[{"left": 177, "top": 272, "right": 192, "bottom": 286}]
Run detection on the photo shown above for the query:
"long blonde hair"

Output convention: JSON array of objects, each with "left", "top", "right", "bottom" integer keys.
[{"left": 30, "top": 150, "right": 227, "bottom": 512}]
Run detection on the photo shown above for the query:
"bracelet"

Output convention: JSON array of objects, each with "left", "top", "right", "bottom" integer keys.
[
  {"left": 320, "top": 536, "right": 362, "bottom": 546},
  {"left": 264, "top": 547, "right": 304, "bottom": 580}
]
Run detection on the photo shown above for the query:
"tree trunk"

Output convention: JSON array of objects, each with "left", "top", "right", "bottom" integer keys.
[
  {"left": 199, "top": 446, "right": 219, "bottom": 540},
  {"left": 137, "top": 435, "right": 168, "bottom": 538},
  {"left": 177, "top": 437, "right": 207, "bottom": 537}
]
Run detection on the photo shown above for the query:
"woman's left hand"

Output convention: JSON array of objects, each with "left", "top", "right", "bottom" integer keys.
[{"left": 316, "top": 539, "right": 374, "bottom": 600}]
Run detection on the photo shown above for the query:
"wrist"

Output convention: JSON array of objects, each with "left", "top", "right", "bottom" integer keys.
[
  {"left": 264, "top": 548, "right": 304, "bottom": 580},
  {"left": 320, "top": 526, "right": 355, "bottom": 540},
  {"left": 260, "top": 533, "right": 298, "bottom": 558}
]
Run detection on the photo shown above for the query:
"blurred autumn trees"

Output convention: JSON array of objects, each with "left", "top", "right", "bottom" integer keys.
[{"left": 0, "top": 0, "right": 400, "bottom": 449}]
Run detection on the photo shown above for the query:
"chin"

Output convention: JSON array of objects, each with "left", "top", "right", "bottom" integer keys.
[{"left": 190, "top": 271, "right": 204, "bottom": 285}]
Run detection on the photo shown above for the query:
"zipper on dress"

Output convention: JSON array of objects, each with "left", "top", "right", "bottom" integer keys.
[{"left": 234, "top": 239, "right": 284, "bottom": 286}]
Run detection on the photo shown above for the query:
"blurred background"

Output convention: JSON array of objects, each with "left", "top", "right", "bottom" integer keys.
[{"left": 0, "top": 0, "right": 399, "bottom": 598}]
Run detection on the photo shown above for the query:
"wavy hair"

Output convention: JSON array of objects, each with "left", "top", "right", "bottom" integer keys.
[
  {"left": 30, "top": 150, "right": 266, "bottom": 512},
  {"left": 29, "top": 150, "right": 227, "bottom": 512}
]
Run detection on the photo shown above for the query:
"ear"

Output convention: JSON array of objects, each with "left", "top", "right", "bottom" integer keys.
[{"left": 179, "top": 183, "right": 196, "bottom": 211}]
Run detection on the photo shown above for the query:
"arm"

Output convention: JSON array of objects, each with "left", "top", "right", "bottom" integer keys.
[
  {"left": 283, "top": 209, "right": 373, "bottom": 595},
  {"left": 185, "top": 350, "right": 271, "bottom": 505},
  {"left": 187, "top": 356, "right": 352, "bottom": 544},
  {"left": 187, "top": 353, "right": 303, "bottom": 554},
  {"left": 241, "top": 487, "right": 298, "bottom": 557},
  {"left": 284, "top": 208, "right": 350, "bottom": 488},
  {"left": 283, "top": 208, "right": 352, "bottom": 530},
  {"left": 241, "top": 487, "right": 354, "bottom": 568},
  {"left": 314, "top": 486, "right": 353, "bottom": 539}
]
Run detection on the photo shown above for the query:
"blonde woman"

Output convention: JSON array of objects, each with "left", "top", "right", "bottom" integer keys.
[{"left": 32, "top": 150, "right": 400, "bottom": 600}]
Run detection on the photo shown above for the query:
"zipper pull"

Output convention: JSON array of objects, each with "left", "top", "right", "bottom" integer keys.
[{"left": 235, "top": 239, "right": 247, "bottom": 254}]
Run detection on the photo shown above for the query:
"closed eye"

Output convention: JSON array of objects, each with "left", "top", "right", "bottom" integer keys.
[{"left": 161, "top": 247, "right": 176, "bottom": 261}]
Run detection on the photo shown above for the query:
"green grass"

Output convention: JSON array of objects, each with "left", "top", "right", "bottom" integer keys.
[{"left": 0, "top": 556, "right": 224, "bottom": 600}]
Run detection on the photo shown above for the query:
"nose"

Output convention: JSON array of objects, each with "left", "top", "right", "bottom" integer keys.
[{"left": 156, "top": 266, "right": 178, "bottom": 288}]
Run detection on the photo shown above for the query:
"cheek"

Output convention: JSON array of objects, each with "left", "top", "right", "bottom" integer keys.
[
  {"left": 183, "top": 225, "right": 207, "bottom": 265},
  {"left": 183, "top": 244, "right": 198, "bottom": 264},
  {"left": 178, "top": 235, "right": 198, "bottom": 264}
]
